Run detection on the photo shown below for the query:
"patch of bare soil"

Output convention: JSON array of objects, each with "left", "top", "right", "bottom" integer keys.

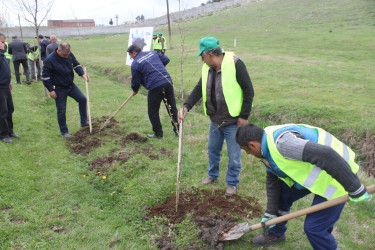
[
  {"left": 90, "top": 152, "right": 132, "bottom": 175},
  {"left": 360, "top": 131, "right": 375, "bottom": 177},
  {"left": 120, "top": 132, "right": 148, "bottom": 146},
  {"left": 10, "top": 217, "right": 28, "bottom": 225},
  {"left": 147, "top": 188, "right": 262, "bottom": 249}
]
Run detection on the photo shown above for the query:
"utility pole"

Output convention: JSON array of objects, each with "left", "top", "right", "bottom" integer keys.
[
  {"left": 18, "top": 14, "right": 24, "bottom": 40},
  {"left": 166, "top": 0, "right": 172, "bottom": 49},
  {"left": 115, "top": 14, "right": 119, "bottom": 25}
]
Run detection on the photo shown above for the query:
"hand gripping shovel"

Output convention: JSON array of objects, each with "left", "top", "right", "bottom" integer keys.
[
  {"left": 100, "top": 94, "right": 133, "bottom": 130},
  {"left": 219, "top": 184, "right": 375, "bottom": 241}
]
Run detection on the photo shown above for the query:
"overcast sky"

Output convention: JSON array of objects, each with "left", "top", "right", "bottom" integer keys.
[{"left": 6, "top": 0, "right": 206, "bottom": 27}]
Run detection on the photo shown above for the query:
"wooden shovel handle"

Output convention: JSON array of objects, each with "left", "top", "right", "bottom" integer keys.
[
  {"left": 251, "top": 184, "right": 375, "bottom": 231},
  {"left": 110, "top": 94, "right": 133, "bottom": 118}
]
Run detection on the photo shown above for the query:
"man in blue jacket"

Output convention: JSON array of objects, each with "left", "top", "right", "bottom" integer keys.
[
  {"left": 42, "top": 43, "right": 89, "bottom": 138},
  {"left": 127, "top": 44, "right": 178, "bottom": 138},
  {"left": 0, "top": 39, "right": 20, "bottom": 143}
]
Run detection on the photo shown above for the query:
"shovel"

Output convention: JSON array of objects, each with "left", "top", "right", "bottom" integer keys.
[
  {"left": 219, "top": 184, "right": 375, "bottom": 241},
  {"left": 100, "top": 94, "right": 133, "bottom": 130}
]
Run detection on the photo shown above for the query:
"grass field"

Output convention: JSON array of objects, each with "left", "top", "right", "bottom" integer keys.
[{"left": 1, "top": 0, "right": 375, "bottom": 248}]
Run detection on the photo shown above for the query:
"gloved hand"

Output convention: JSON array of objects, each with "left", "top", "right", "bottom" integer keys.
[
  {"left": 261, "top": 214, "right": 277, "bottom": 229},
  {"left": 349, "top": 192, "right": 372, "bottom": 203}
]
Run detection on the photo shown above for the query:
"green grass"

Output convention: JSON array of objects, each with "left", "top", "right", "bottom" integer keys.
[{"left": 1, "top": 0, "right": 375, "bottom": 248}]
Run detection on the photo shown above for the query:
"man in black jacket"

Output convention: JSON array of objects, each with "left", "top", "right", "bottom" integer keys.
[
  {"left": 8, "top": 35, "right": 30, "bottom": 84},
  {"left": 178, "top": 37, "right": 254, "bottom": 196},
  {"left": 42, "top": 43, "right": 89, "bottom": 138},
  {"left": 0, "top": 39, "right": 20, "bottom": 143},
  {"left": 38, "top": 35, "right": 50, "bottom": 61}
]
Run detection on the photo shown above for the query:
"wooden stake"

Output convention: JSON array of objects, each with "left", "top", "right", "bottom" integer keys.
[
  {"left": 176, "top": 110, "right": 184, "bottom": 212},
  {"left": 84, "top": 67, "right": 92, "bottom": 133}
]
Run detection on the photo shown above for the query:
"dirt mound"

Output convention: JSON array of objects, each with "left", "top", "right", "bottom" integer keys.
[
  {"left": 360, "top": 131, "right": 375, "bottom": 177},
  {"left": 148, "top": 188, "right": 262, "bottom": 249}
]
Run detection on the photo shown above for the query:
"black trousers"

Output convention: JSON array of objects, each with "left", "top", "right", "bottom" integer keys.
[
  {"left": 13, "top": 59, "right": 29, "bottom": 83},
  {"left": 147, "top": 83, "right": 178, "bottom": 137},
  {"left": 0, "top": 88, "right": 14, "bottom": 138}
]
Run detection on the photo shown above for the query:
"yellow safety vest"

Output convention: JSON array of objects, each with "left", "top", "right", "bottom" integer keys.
[
  {"left": 4, "top": 42, "right": 11, "bottom": 60},
  {"left": 160, "top": 36, "right": 167, "bottom": 50},
  {"left": 201, "top": 52, "right": 243, "bottom": 117},
  {"left": 265, "top": 124, "right": 359, "bottom": 200},
  {"left": 152, "top": 38, "right": 162, "bottom": 50}
]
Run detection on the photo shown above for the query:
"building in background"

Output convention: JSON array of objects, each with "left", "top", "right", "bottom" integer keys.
[{"left": 47, "top": 19, "right": 95, "bottom": 28}]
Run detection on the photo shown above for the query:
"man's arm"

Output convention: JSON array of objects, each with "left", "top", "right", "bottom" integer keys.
[
  {"left": 235, "top": 59, "right": 254, "bottom": 120},
  {"left": 184, "top": 78, "right": 203, "bottom": 111},
  {"left": 70, "top": 53, "right": 84, "bottom": 76},
  {"left": 130, "top": 66, "right": 142, "bottom": 92},
  {"left": 42, "top": 59, "right": 54, "bottom": 92},
  {"left": 265, "top": 171, "right": 282, "bottom": 217},
  {"left": 158, "top": 53, "right": 170, "bottom": 66}
]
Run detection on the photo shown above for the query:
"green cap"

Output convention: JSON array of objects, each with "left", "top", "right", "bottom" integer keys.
[
  {"left": 158, "top": 32, "right": 162, "bottom": 35},
  {"left": 153, "top": 33, "right": 157, "bottom": 36},
  {"left": 196, "top": 37, "right": 220, "bottom": 57}
]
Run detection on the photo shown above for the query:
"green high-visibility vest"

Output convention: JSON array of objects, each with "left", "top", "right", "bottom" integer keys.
[
  {"left": 4, "top": 42, "right": 11, "bottom": 60},
  {"left": 265, "top": 124, "right": 359, "bottom": 200},
  {"left": 28, "top": 49, "right": 39, "bottom": 61},
  {"left": 201, "top": 52, "right": 243, "bottom": 117},
  {"left": 152, "top": 38, "right": 162, "bottom": 50}
]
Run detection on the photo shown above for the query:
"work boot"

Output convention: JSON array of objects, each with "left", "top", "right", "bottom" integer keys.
[
  {"left": 9, "top": 132, "right": 21, "bottom": 138},
  {"left": 225, "top": 186, "right": 237, "bottom": 197},
  {"left": 253, "top": 233, "right": 286, "bottom": 247},
  {"left": 81, "top": 121, "right": 94, "bottom": 127},
  {"left": 1, "top": 137, "right": 13, "bottom": 143},
  {"left": 147, "top": 134, "right": 162, "bottom": 139},
  {"left": 63, "top": 133, "right": 71, "bottom": 138},
  {"left": 202, "top": 176, "right": 215, "bottom": 185}
]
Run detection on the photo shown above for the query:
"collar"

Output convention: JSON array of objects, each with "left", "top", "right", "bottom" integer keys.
[{"left": 261, "top": 131, "right": 269, "bottom": 159}]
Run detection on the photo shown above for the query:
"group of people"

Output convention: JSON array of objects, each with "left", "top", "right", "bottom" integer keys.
[
  {"left": 1, "top": 31, "right": 371, "bottom": 249},
  {"left": 152, "top": 32, "right": 167, "bottom": 54}
]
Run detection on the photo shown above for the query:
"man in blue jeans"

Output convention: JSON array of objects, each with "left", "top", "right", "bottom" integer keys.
[
  {"left": 42, "top": 43, "right": 89, "bottom": 138},
  {"left": 178, "top": 37, "right": 254, "bottom": 196}
]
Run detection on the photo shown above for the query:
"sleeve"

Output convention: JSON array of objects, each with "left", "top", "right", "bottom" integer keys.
[
  {"left": 265, "top": 171, "right": 282, "bottom": 216},
  {"left": 42, "top": 59, "right": 54, "bottom": 92},
  {"left": 302, "top": 141, "right": 366, "bottom": 198},
  {"left": 8, "top": 44, "right": 12, "bottom": 55},
  {"left": 130, "top": 65, "right": 142, "bottom": 92},
  {"left": 184, "top": 78, "right": 203, "bottom": 110},
  {"left": 70, "top": 53, "right": 84, "bottom": 76},
  {"left": 158, "top": 54, "right": 170, "bottom": 66},
  {"left": 235, "top": 59, "right": 254, "bottom": 119}
]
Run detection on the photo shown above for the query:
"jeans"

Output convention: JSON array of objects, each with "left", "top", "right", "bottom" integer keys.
[
  {"left": 0, "top": 88, "right": 14, "bottom": 138},
  {"left": 147, "top": 82, "right": 178, "bottom": 137},
  {"left": 54, "top": 84, "right": 87, "bottom": 134},
  {"left": 13, "top": 59, "right": 29, "bottom": 83},
  {"left": 268, "top": 182, "right": 345, "bottom": 250},
  {"left": 207, "top": 121, "right": 241, "bottom": 187},
  {"left": 28, "top": 59, "right": 41, "bottom": 79}
]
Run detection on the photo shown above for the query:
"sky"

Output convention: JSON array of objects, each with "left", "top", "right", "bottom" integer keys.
[{"left": 5, "top": 0, "right": 206, "bottom": 27}]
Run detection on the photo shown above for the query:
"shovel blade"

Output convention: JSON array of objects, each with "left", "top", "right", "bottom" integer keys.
[{"left": 219, "top": 222, "right": 251, "bottom": 241}]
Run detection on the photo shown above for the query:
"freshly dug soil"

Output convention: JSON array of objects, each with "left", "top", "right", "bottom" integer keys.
[{"left": 148, "top": 188, "right": 262, "bottom": 249}]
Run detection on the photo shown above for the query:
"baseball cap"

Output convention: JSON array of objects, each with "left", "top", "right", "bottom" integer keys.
[
  {"left": 196, "top": 37, "right": 220, "bottom": 57},
  {"left": 153, "top": 33, "right": 157, "bottom": 36},
  {"left": 158, "top": 32, "right": 162, "bottom": 36}
]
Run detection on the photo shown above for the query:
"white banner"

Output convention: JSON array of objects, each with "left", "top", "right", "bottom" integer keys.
[{"left": 126, "top": 27, "right": 154, "bottom": 66}]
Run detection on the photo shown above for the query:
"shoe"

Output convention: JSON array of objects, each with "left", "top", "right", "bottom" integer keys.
[
  {"left": 1, "top": 137, "right": 13, "bottom": 143},
  {"left": 81, "top": 121, "right": 94, "bottom": 127},
  {"left": 147, "top": 134, "right": 162, "bottom": 139},
  {"left": 202, "top": 176, "right": 215, "bottom": 185},
  {"left": 225, "top": 185, "right": 237, "bottom": 197},
  {"left": 25, "top": 81, "right": 31, "bottom": 85},
  {"left": 63, "top": 133, "right": 71, "bottom": 138},
  {"left": 16, "top": 82, "right": 21, "bottom": 84},
  {"left": 253, "top": 233, "right": 286, "bottom": 247},
  {"left": 9, "top": 132, "right": 21, "bottom": 138}
]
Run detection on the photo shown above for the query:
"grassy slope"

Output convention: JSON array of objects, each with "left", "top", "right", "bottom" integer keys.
[{"left": 1, "top": 0, "right": 375, "bottom": 248}]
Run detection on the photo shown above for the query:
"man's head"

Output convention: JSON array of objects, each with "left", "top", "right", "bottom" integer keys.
[
  {"left": 12, "top": 35, "right": 18, "bottom": 40},
  {"left": 50, "top": 35, "right": 57, "bottom": 42},
  {"left": 158, "top": 32, "right": 162, "bottom": 37},
  {"left": 37, "top": 35, "right": 44, "bottom": 42},
  {"left": 153, "top": 33, "right": 157, "bottom": 39},
  {"left": 57, "top": 43, "right": 71, "bottom": 58},
  {"left": 0, "top": 33, "right": 5, "bottom": 43},
  {"left": 197, "top": 37, "right": 224, "bottom": 68},
  {"left": 236, "top": 124, "right": 265, "bottom": 158},
  {"left": 127, "top": 44, "right": 141, "bottom": 59}
]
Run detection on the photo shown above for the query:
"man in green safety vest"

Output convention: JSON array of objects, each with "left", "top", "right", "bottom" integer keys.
[
  {"left": 0, "top": 33, "right": 11, "bottom": 66},
  {"left": 28, "top": 46, "right": 41, "bottom": 81},
  {"left": 152, "top": 33, "right": 162, "bottom": 54},
  {"left": 235, "top": 123, "right": 371, "bottom": 249},
  {"left": 178, "top": 37, "right": 254, "bottom": 197},
  {"left": 158, "top": 32, "right": 167, "bottom": 54}
]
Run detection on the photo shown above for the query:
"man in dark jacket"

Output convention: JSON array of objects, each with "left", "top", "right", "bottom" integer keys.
[
  {"left": 46, "top": 35, "right": 59, "bottom": 57},
  {"left": 38, "top": 35, "right": 50, "bottom": 61},
  {"left": 178, "top": 37, "right": 254, "bottom": 196},
  {"left": 8, "top": 35, "right": 30, "bottom": 84},
  {"left": 127, "top": 44, "right": 178, "bottom": 138},
  {"left": 42, "top": 43, "right": 89, "bottom": 138},
  {"left": 0, "top": 40, "right": 20, "bottom": 143}
]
